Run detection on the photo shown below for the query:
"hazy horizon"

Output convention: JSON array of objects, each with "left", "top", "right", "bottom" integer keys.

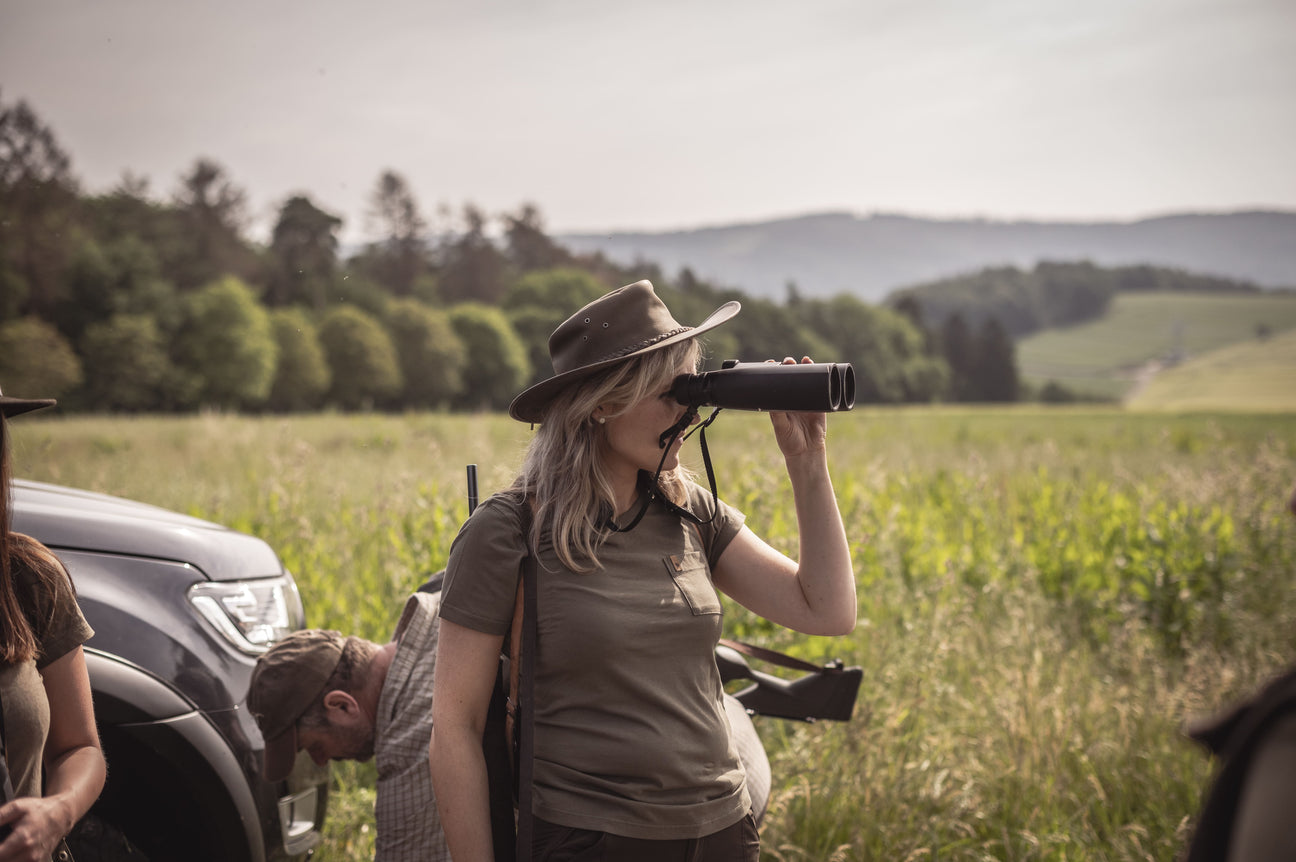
[{"left": 3, "top": 0, "right": 1293, "bottom": 243}]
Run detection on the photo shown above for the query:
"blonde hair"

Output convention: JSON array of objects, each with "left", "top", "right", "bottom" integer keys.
[{"left": 511, "top": 339, "right": 701, "bottom": 572}]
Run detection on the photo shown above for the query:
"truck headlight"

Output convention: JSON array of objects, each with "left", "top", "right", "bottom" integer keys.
[{"left": 188, "top": 575, "right": 306, "bottom": 655}]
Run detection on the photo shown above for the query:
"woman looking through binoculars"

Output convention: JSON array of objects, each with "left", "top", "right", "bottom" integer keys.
[{"left": 429, "top": 280, "right": 856, "bottom": 862}]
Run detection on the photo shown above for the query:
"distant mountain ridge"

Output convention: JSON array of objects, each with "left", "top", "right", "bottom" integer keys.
[{"left": 557, "top": 210, "right": 1296, "bottom": 303}]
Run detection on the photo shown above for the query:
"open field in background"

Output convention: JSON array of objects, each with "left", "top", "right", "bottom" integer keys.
[
  {"left": 1017, "top": 293, "right": 1296, "bottom": 400},
  {"left": 1127, "top": 328, "right": 1296, "bottom": 412},
  {"left": 11, "top": 408, "right": 1296, "bottom": 861}
]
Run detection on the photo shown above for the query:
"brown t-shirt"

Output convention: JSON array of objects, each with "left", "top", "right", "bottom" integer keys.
[
  {"left": 440, "top": 483, "right": 751, "bottom": 839},
  {"left": 1, "top": 540, "right": 95, "bottom": 801}
]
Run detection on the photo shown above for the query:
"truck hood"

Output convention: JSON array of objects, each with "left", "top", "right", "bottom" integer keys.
[{"left": 11, "top": 479, "right": 285, "bottom": 582}]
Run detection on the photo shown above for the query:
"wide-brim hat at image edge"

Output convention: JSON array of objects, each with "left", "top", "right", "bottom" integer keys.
[
  {"left": 0, "top": 385, "right": 56, "bottom": 418},
  {"left": 247, "top": 629, "right": 345, "bottom": 782},
  {"left": 509, "top": 279, "right": 740, "bottom": 423}
]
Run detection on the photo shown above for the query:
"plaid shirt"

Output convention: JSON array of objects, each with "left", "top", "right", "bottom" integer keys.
[{"left": 373, "top": 592, "right": 450, "bottom": 861}]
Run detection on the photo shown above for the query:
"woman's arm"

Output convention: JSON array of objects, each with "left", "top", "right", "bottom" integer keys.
[
  {"left": 0, "top": 646, "right": 106, "bottom": 862},
  {"left": 429, "top": 618, "right": 507, "bottom": 862},
  {"left": 712, "top": 357, "right": 856, "bottom": 637}
]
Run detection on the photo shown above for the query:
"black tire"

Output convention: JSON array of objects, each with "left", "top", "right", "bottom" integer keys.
[{"left": 64, "top": 814, "right": 150, "bottom": 862}]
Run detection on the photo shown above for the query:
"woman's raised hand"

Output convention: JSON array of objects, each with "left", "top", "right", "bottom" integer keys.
[{"left": 767, "top": 357, "right": 829, "bottom": 459}]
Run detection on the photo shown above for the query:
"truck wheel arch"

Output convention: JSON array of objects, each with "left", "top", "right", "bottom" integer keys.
[{"left": 83, "top": 649, "right": 266, "bottom": 862}]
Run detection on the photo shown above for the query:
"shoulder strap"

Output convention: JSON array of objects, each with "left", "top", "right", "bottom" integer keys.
[
  {"left": 506, "top": 586, "right": 524, "bottom": 750},
  {"left": 498, "top": 497, "right": 537, "bottom": 862},
  {"left": 718, "top": 637, "right": 824, "bottom": 673},
  {"left": 514, "top": 522, "right": 539, "bottom": 862},
  {"left": 487, "top": 497, "right": 535, "bottom": 862},
  {"left": 503, "top": 498, "right": 534, "bottom": 777}
]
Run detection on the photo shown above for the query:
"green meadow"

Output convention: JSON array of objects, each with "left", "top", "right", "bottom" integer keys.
[
  {"left": 1128, "top": 328, "right": 1296, "bottom": 412},
  {"left": 1017, "top": 292, "right": 1296, "bottom": 399},
  {"left": 11, "top": 408, "right": 1296, "bottom": 861}
]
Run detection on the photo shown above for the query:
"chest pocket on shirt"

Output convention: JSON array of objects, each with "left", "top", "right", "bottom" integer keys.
[{"left": 664, "top": 552, "right": 722, "bottom": 616}]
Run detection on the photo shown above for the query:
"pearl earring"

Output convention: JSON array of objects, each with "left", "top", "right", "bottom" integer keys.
[{"left": 597, "top": 416, "right": 606, "bottom": 425}]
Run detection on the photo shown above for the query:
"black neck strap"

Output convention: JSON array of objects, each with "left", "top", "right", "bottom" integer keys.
[{"left": 607, "top": 407, "right": 723, "bottom": 533}]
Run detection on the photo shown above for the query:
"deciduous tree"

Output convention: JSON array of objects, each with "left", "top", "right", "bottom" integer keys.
[
  {"left": 79, "top": 314, "right": 172, "bottom": 412},
  {"left": 0, "top": 317, "right": 82, "bottom": 400},
  {"left": 267, "top": 308, "right": 330, "bottom": 412},
  {"left": 504, "top": 268, "right": 607, "bottom": 384},
  {"left": 795, "top": 294, "right": 944, "bottom": 403},
  {"left": 383, "top": 298, "right": 465, "bottom": 409},
  {"left": 447, "top": 303, "right": 529, "bottom": 411},
  {"left": 504, "top": 266, "right": 606, "bottom": 313},
  {"left": 318, "top": 305, "right": 402, "bottom": 410},
  {"left": 56, "top": 234, "right": 180, "bottom": 344},
  {"left": 175, "top": 277, "right": 277, "bottom": 409}
]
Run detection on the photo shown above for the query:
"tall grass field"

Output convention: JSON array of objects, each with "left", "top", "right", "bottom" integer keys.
[{"left": 11, "top": 408, "right": 1296, "bottom": 861}]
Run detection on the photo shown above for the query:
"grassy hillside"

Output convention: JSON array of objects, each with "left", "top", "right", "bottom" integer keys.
[
  {"left": 1017, "top": 292, "right": 1296, "bottom": 399},
  {"left": 1126, "top": 327, "right": 1296, "bottom": 411}
]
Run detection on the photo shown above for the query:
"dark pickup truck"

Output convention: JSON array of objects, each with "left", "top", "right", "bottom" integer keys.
[{"left": 12, "top": 479, "right": 329, "bottom": 862}]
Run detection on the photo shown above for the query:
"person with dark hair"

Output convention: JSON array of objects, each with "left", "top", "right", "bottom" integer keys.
[
  {"left": 0, "top": 386, "right": 106, "bottom": 861},
  {"left": 246, "top": 590, "right": 771, "bottom": 860},
  {"left": 247, "top": 592, "right": 449, "bottom": 862},
  {"left": 1180, "top": 481, "right": 1296, "bottom": 862},
  {"left": 429, "top": 280, "right": 856, "bottom": 861}
]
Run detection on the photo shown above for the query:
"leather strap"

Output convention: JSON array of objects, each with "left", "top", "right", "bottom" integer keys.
[
  {"left": 718, "top": 637, "right": 824, "bottom": 673},
  {"left": 501, "top": 498, "right": 538, "bottom": 862},
  {"left": 508, "top": 497, "right": 539, "bottom": 860},
  {"left": 504, "top": 584, "right": 524, "bottom": 776},
  {"left": 514, "top": 529, "right": 539, "bottom": 861}
]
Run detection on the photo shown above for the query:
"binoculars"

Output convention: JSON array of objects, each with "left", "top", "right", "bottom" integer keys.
[{"left": 670, "top": 360, "right": 856, "bottom": 413}]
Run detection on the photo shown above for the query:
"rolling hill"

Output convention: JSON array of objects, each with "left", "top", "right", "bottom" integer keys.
[
  {"left": 558, "top": 210, "right": 1296, "bottom": 303},
  {"left": 1016, "top": 292, "right": 1296, "bottom": 400},
  {"left": 1125, "top": 327, "right": 1296, "bottom": 412}
]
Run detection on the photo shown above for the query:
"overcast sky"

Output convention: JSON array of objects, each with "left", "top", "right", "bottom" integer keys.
[{"left": 3, "top": 0, "right": 1293, "bottom": 244}]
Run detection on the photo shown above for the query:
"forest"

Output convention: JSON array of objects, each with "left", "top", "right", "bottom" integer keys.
[
  {"left": 886, "top": 260, "right": 1266, "bottom": 339},
  {"left": 2, "top": 92, "right": 1245, "bottom": 414}
]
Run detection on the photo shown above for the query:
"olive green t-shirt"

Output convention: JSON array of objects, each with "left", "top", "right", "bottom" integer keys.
[
  {"left": 440, "top": 483, "right": 751, "bottom": 840},
  {"left": 1, "top": 542, "right": 94, "bottom": 802}
]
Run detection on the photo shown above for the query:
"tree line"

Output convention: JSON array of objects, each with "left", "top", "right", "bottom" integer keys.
[
  {"left": 1, "top": 93, "right": 1026, "bottom": 413},
  {"left": 886, "top": 259, "right": 1265, "bottom": 340}
]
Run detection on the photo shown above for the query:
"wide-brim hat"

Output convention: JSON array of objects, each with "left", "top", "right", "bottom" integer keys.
[
  {"left": 0, "top": 384, "right": 57, "bottom": 418},
  {"left": 509, "top": 280, "right": 740, "bottom": 423}
]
